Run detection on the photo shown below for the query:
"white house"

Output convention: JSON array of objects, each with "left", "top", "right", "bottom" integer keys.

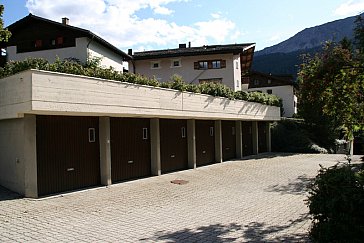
[
  {"left": 0, "top": 14, "right": 131, "bottom": 71},
  {"left": 128, "top": 43, "right": 255, "bottom": 91},
  {"left": 246, "top": 71, "right": 297, "bottom": 117}
]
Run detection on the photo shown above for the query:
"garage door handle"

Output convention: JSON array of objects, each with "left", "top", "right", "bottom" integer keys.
[
  {"left": 67, "top": 168, "right": 75, "bottom": 172},
  {"left": 202, "top": 150, "right": 206, "bottom": 154},
  {"left": 171, "top": 155, "right": 175, "bottom": 158},
  {"left": 128, "top": 160, "right": 134, "bottom": 164}
]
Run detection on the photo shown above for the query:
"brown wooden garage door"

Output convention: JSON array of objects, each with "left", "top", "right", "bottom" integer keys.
[
  {"left": 196, "top": 120, "right": 215, "bottom": 166},
  {"left": 110, "top": 118, "right": 151, "bottom": 182},
  {"left": 242, "top": 121, "right": 253, "bottom": 156},
  {"left": 36, "top": 115, "right": 100, "bottom": 196},
  {"left": 222, "top": 121, "right": 236, "bottom": 161},
  {"left": 258, "top": 122, "right": 268, "bottom": 153},
  {"left": 160, "top": 119, "right": 188, "bottom": 173}
]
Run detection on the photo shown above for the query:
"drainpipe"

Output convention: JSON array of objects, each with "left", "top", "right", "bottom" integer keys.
[
  {"left": 86, "top": 34, "right": 96, "bottom": 63},
  {"left": 128, "top": 49, "right": 136, "bottom": 74},
  {"left": 131, "top": 59, "right": 136, "bottom": 74}
]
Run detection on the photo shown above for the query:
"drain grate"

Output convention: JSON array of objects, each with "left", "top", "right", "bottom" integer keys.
[{"left": 170, "top": 179, "right": 189, "bottom": 185}]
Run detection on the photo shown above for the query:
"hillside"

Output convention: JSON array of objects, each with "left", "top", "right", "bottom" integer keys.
[
  {"left": 253, "top": 47, "right": 321, "bottom": 77},
  {"left": 253, "top": 15, "right": 358, "bottom": 76}
]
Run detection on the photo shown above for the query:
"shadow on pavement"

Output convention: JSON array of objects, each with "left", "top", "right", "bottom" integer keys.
[
  {"left": 243, "top": 215, "right": 310, "bottom": 242},
  {"left": 265, "top": 174, "right": 314, "bottom": 195},
  {"left": 0, "top": 186, "right": 22, "bottom": 201},
  {"left": 240, "top": 152, "right": 299, "bottom": 161},
  {"left": 142, "top": 214, "right": 311, "bottom": 242}
]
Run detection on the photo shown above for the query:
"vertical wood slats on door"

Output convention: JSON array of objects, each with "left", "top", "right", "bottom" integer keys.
[
  {"left": 196, "top": 120, "right": 215, "bottom": 166},
  {"left": 242, "top": 121, "right": 253, "bottom": 156},
  {"left": 160, "top": 119, "right": 188, "bottom": 173},
  {"left": 222, "top": 121, "right": 236, "bottom": 161},
  {"left": 258, "top": 122, "right": 268, "bottom": 153},
  {"left": 36, "top": 115, "right": 100, "bottom": 196},
  {"left": 110, "top": 118, "right": 151, "bottom": 182}
]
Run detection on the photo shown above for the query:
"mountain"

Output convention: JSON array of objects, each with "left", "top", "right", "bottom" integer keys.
[{"left": 252, "top": 15, "right": 358, "bottom": 76}]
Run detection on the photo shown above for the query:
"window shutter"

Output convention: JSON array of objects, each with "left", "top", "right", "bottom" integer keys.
[
  {"left": 194, "top": 62, "right": 199, "bottom": 69},
  {"left": 221, "top": 60, "right": 226, "bottom": 68},
  {"left": 208, "top": 61, "right": 212, "bottom": 69}
]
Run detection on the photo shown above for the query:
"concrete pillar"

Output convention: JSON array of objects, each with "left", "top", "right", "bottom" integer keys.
[
  {"left": 266, "top": 122, "right": 272, "bottom": 152},
  {"left": 252, "top": 121, "right": 259, "bottom": 155},
  {"left": 150, "top": 118, "right": 161, "bottom": 176},
  {"left": 187, "top": 119, "right": 196, "bottom": 169},
  {"left": 235, "top": 121, "right": 243, "bottom": 159},
  {"left": 23, "top": 114, "right": 38, "bottom": 198},
  {"left": 99, "top": 117, "right": 112, "bottom": 186},
  {"left": 215, "top": 120, "right": 223, "bottom": 163}
]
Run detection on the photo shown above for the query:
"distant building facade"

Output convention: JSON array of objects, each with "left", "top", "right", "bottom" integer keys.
[
  {"left": 128, "top": 43, "right": 255, "bottom": 91},
  {"left": 246, "top": 71, "right": 297, "bottom": 117}
]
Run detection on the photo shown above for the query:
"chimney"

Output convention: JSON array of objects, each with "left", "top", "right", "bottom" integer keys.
[
  {"left": 128, "top": 49, "right": 133, "bottom": 55},
  {"left": 188, "top": 42, "right": 191, "bottom": 48},
  {"left": 179, "top": 43, "right": 187, "bottom": 49},
  {"left": 62, "top": 17, "right": 69, "bottom": 25}
]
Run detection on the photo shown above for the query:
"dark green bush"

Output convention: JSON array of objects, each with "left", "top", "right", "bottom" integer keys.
[
  {"left": 307, "top": 163, "right": 364, "bottom": 242},
  {"left": 0, "top": 58, "right": 282, "bottom": 107},
  {"left": 271, "top": 119, "right": 329, "bottom": 153}
]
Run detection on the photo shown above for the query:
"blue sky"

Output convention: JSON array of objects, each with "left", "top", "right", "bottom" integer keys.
[{"left": 2, "top": 0, "right": 364, "bottom": 52}]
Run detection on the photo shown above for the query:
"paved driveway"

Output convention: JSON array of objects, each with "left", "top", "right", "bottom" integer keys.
[{"left": 0, "top": 154, "right": 361, "bottom": 242}]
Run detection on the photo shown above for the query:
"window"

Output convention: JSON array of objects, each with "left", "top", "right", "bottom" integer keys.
[
  {"left": 181, "top": 127, "right": 186, "bottom": 138},
  {"left": 88, "top": 128, "right": 96, "bottom": 143},
  {"left": 142, "top": 128, "right": 148, "bottom": 140},
  {"left": 35, "top": 39, "right": 42, "bottom": 48},
  {"left": 170, "top": 59, "right": 181, "bottom": 68},
  {"left": 267, "top": 89, "right": 272, "bottom": 94},
  {"left": 1, "top": 48, "right": 6, "bottom": 56},
  {"left": 212, "top": 60, "right": 221, "bottom": 69},
  {"left": 267, "top": 79, "right": 272, "bottom": 84},
  {"left": 50, "top": 39, "right": 56, "bottom": 46},
  {"left": 56, "top": 36, "right": 64, "bottom": 45},
  {"left": 253, "top": 79, "right": 259, "bottom": 85},
  {"left": 199, "top": 61, "right": 208, "bottom": 69},
  {"left": 194, "top": 60, "right": 226, "bottom": 70},
  {"left": 151, "top": 61, "right": 161, "bottom": 69}
]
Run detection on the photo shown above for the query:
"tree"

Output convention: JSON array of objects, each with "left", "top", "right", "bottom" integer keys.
[
  {"left": 354, "top": 14, "right": 364, "bottom": 54},
  {"left": 298, "top": 41, "right": 364, "bottom": 157},
  {"left": 0, "top": 5, "right": 11, "bottom": 42}
]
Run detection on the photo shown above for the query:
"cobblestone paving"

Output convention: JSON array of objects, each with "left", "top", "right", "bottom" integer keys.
[{"left": 0, "top": 154, "right": 362, "bottom": 242}]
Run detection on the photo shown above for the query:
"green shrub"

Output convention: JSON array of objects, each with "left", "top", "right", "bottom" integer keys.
[
  {"left": 307, "top": 163, "right": 364, "bottom": 242},
  {"left": 0, "top": 57, "right": 282, "bottom": 107},
  {"left": 271, "top": 119, "right": 329, "bottom": 153}
]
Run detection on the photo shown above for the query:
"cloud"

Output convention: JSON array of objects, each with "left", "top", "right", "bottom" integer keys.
[
  {"left": 25, "top": 0, "right": 241, "bottom": 51},
  {"left": 334, "top": 0, "right": 364, "bottom": 16},
  {"left": 153, "top": 6, "right": 174, "bottom": 15}
]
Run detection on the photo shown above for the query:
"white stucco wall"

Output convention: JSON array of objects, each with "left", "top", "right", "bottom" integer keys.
[
  {"left": 88, "top": 41, "right": 124, "bottom": 72},
  {"left": 233, "top": 54, "right": 242, "bottom": 91},
  {"left": 249, "top": 85, "right": 297, "bottom": 117},
  {"left": 6, "top": 37, "right": 88, "bottom": 64},
  {"left": 0, "top": 118, "right": 26, "bottom": 195},
  {"left": 130, "top": 53, "right": 239, "bottom": 90}
]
